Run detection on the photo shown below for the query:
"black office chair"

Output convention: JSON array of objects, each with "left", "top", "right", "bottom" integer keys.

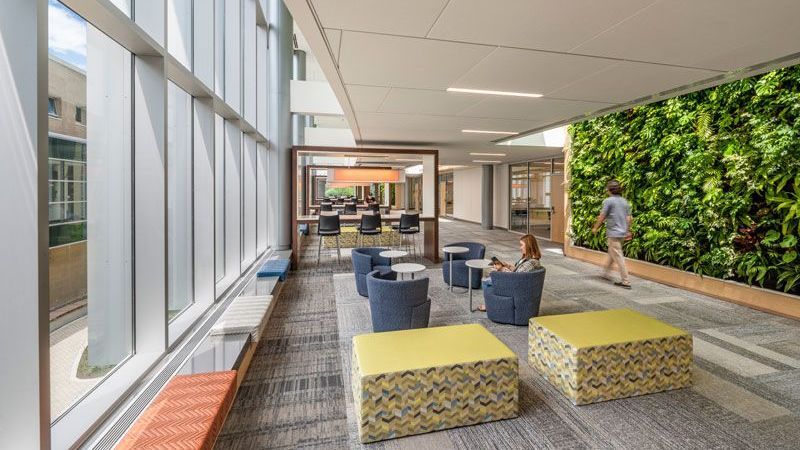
[
  {"left": 367, "top": 203, "right": 380, "bottom": 213},
  {"left": 317, "top": 213, "right": 341, "bottom": 264},
  {"left": 344, "top": 203, "right": 357, "bottom": 215},
  {"left": 320, "top": 203, "right": 333, "bottom": 212},
  {"left": 358, "top": 213, "right": 382, "bottom": 247},
  {"left": 394, "top": 213, "right": 420, "bottom": 257}
]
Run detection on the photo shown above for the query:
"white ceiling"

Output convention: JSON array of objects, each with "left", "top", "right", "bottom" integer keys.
[{"left": 288, "top": 0, "right": 800, "bottom": 165}]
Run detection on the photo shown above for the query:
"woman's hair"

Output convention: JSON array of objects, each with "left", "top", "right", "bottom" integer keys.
[
  {"left": 606, "top": 179, "right": 623, "bottom": 195},
  {"left": 520, "top": 234, "right": 541, "bottom": 260}
]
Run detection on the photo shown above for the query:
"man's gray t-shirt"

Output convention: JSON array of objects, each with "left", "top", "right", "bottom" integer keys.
[{"left": 601, "top": 195, "right": 631, "bottom": 238}]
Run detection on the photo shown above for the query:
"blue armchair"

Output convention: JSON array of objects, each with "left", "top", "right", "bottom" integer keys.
[
  {"left": 366, "top": 270, "right": 430, "bottom": 332},
  {"left": 442, "top": 242, "right": 485, "bottom": 289},
  {"left": 483, "top": 268, "right": 546, "bottom": 325},
  {"left": 352, "top": 247, "right": 392, "bottom": 297}
]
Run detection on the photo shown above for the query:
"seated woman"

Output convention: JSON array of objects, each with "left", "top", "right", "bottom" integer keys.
[{"left": 477, "top": 234, "right": 542, "bottom": 312}]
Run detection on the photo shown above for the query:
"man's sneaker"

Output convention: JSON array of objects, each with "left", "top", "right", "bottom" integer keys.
[{"left": 614, "top": 281, "right": 632, "bottom": 289}]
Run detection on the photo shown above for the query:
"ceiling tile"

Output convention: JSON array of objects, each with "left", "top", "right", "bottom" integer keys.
[
  {"left": 311, "top": 0, "right": 449, "bottom": 37},
  {"left": 356, "top": 111, "right": 533, "bottom": 133},
  {"left": 458, "top": 97, "right": 611, "bottom": 122},
  {"left": 572, "top": 0, "right": 800, "bottom": 71},
  {"left": 548, "top": 61, "right": 719, "bottom": 104},
  {"left": 429, "top": 0, "right": 656, "bottom": 52},
  {"left": 453, "top": 47, "right": 616, "bottom": 95},
  {"left": 324, "top": 28, "right": 342, "bottom": 63},
  {"left": 347, "top": 85, "right": 390, "bottom": 112},
  {"left": 338, "top": 31, "right": 494, "bottom": 90},
  {"left": 378, "top": 88, "right": 483, "bottom": 115}
]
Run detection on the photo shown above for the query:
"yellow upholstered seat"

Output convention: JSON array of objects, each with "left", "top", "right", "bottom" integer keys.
[
  {"left": 352, "top": 324, "right": 518, "bottom": 443},
  {"left": 529, "top": 309, "right": 692, "bottom": 405},
  {"left": 533, "top": 308, "right": 687, "bottom": 348}
]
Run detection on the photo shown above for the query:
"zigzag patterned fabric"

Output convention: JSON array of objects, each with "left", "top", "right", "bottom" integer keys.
[
  {"left": 322, "top": 226, "right": 401, "bottom": 248},
  {"left": 528, "top": 320, "right": 693, "bottom": 405},
  {"left": 352, "top": 352, "right": 518, "bottom": 443},
  {"left": 117, "top": 371, "right": 237, "bottom": 449}
]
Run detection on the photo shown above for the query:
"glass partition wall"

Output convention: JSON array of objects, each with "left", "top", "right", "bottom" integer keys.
[{"left": 508, "top": 157, "right": 565, "bottom": 242}]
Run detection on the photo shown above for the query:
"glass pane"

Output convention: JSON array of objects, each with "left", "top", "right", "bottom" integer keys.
[
  {"left": 48, "top": 1, "right": 133, "bottom": 421},
  {"left": 167, "top": 81, "right": 194, "bottom": 320},
  {"left": 529, "top": 160, "right": 552, "bottom": 240},
  {"left": 49, "top": 203, "right": 65, "bottom": 222},
  {"left": 509, "top": 163, "right": 529, "bottom": 233},
  {"left": 167, "top": 0, "right": 192, "bottom": 68},
  {"left": 215, "top": 114, "right": 225, "bottom": 282},
  {"left": 49, "top": 159, "right": 63, "bottom": 180}
]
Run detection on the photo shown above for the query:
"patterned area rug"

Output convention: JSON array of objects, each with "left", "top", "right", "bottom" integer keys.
[
  {"left": 218, "top": 220, "right": 800, "bottom": 449},
  {"left": 333, "top": 267, "right": 800, "bottom": 449}
]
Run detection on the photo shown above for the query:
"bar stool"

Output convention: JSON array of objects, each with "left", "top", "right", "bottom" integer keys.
[
  {"left": 317, "top": 213, "right": 341, "bottom": 264},
  {"left": 358, "top": 213, "right": 382, "bottom": 247},
  {"left": 344, "top": 203, "right": 357, "bottom": 215},
  {"left": 394, "top": 213, "right": 420, "bottom": 258}
]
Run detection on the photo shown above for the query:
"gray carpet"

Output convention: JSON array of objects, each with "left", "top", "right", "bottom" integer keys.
[
  {"left": 218, "top": 220, "right": 800, "bottom": 449},
  {"left": 333, "top": 267, "right": 800, "bottom": 449}
]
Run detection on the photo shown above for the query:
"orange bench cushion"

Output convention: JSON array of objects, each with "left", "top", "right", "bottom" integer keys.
[{"left": 118, "top": 370, "right": 237, "bottom": 450}]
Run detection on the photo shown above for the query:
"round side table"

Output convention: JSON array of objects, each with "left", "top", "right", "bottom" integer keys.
[
  {"left": 379, "top": 249, "right": 408, "bottom": 267},
  {"left": 392, "top": 263, "right": 426, "bottom": 280},
  {"left": 465, "top": 259, "right": 493, "bottom": 312},
  {"left": 442, "top": 246, "right": 469, "bottom": 292}
]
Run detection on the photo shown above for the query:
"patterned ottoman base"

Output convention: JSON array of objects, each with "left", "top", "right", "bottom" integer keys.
[
  {"left": 352, "top": 324, "right": 518, "bottom": 443},
  {"left": 529, "top": 309, "right": 692, "bottom": 405}
]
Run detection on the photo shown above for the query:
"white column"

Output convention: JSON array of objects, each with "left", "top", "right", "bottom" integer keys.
[
  {"left": 0, "top": 0, "right": 48, "bottom": 446},
  {"left": 267, "top": 0, "right": 293, "bottom": 249}
]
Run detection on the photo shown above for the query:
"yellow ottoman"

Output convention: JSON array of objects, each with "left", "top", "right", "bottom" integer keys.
[
  {"left": 528, "top": 309, "right": 692, "bottom": 405},
  {"left": 352, "top": 324, "right": 518, "bottom": 443}
]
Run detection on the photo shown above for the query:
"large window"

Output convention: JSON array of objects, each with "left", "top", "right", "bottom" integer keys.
[
  {"left": 23, "top": 0, "right": 274, "bottom": 446},
  {"left": 167, "top": 81, "right": 194, "bottom": 319},
  {"left": 48, "top": 0, "right": 133, "bottom": 420}
]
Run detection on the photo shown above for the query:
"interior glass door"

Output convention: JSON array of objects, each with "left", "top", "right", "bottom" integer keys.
[{"left": 528, "top": 160, "right": 552, "bottom": 239}]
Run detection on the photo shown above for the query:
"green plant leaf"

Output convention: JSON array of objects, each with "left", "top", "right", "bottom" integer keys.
[{"left": 783, "top": 251, "right": 798, "bottom": 264}]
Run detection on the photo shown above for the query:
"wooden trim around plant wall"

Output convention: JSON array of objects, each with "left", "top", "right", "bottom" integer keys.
[{"left": 564, "top": 243, "right": 800, "bottom": 321}]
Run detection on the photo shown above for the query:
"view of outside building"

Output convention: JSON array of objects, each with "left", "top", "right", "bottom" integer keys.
[{"left": 48, "top": 0, "right": 133, "bottom": 419}]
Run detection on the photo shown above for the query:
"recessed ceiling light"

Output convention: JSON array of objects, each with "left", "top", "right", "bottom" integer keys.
[
  {"left": 470, "top": 152, "right": 506, "bottom": 157},
  {"left": 448, "top": 87, "right": 543, "bottom": 98},
  {"left": 473, "top": 160, "right": 502, "bottom": 164},
  {"left": 462, "top": 129, "right": 517, "bottom": 135}
]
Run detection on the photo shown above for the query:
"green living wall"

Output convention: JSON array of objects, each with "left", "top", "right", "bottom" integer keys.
[{"left": 569, "top": 66, "right": 800, "bottom": 295}]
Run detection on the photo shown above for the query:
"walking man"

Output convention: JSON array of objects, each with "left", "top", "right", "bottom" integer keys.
[{"left": 592, "top": 180, "right": 632, "bottom": 289}]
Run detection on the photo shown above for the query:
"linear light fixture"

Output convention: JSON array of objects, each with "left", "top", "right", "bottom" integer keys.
[
  {"left": 448, "top": 87, "right": 543, "bottom": 98},
  {"left": 473, "top": 160, "right": 502, "bottom": 164},
  {"left": 395, "top": 158, "right": 423, "bottom": 162},
  {"left": 470, "top": 152, "right": 506, "bottom": 157},
  {"left": 462, "top": 129, "right": 517, "bottom": 135}
]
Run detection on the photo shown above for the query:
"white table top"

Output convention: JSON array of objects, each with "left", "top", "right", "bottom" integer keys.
[
  {"left": 442, "top": 246, "right": 469, "bottom": 254},
  {"left": 379, "top": 250, "right": 408, "bottom": 259},
  {"left": 391, "top": 263, "right": 426, "bottom": 274},
  {"left": 465, "top": 259, "right": 494, "bottom": 269}
]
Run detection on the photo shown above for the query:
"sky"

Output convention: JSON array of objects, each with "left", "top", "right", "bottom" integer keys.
[{"left": 48, "top": 0, "right": 87, "bottom": 70}]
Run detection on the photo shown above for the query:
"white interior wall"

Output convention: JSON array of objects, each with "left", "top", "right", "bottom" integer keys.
[
  {"left": 452, "top": 167, "right": 483, "bottom": 223},
  {"left": 493, "top": 164, "right": 509, "bottom": 229}
]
